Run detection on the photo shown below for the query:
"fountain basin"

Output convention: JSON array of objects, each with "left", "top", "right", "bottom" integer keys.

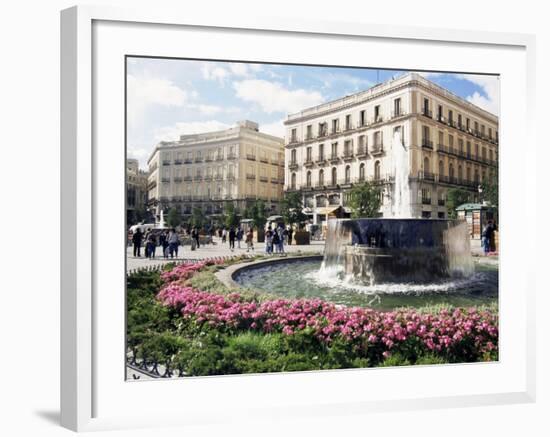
[{"left": 324, "top": 218, "right": 474, "bottom": 284}]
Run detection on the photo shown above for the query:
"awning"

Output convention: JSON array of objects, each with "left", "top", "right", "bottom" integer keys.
[{"left": 315, "top": 206, "right": 341, "bottom": 215}]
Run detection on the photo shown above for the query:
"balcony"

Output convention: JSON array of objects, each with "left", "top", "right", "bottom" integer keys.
[
  {"left": 213, "top": 174, "right": 222, "bottom": 181},
  {"left": 457, "top": 123, "right": 465, "bottom": 131},
  {"left": 174, "top": 177, "right": 183, "bottom": 183},
  {"left": 246, "top": 154, "right": 256, "bottom": 161},
  {"left": 422, "top": 198, "right": 432, "bottom": 205},
  {"left": 315, "top": 156, "right": 327, "bottom": 165},
  {"left": 259, "top": 176, "right": 269, "bottom": 183},
  {"left": 356, "top": 147, "right": 368, "bottom": 158},
  {"left": 391, "top": 109, "right": 405, "bottom": 119},
  {"left": 318, "top": 129, "right": 328, "bottom": 138},
  {"left": 420, "top": 171, "right": 435, "bottom": 181},
  {"left": 342, "top": 151, "right": 354, "bottom": 162},
  {"left": 289, "top": 161, "right": 299, "bottom": 170},
  {"left": 259, "top": 157, "right": 269, "bottom": 163},
  {"left": 203, "top": 175, "right": 212, "bottom": 181},
  {"left": 329, "top": 154, "right": 340, "bottom": 164},
  {"left": 422, "top": 108, "right": 433, "bottom": 118},
  {"left": 205, "top": 156, "right": 213, "bottom": 162},
  {"left": 227, "top": 174, "right": 235, "bottom": 181},
  {"left": 162, "top": 160, "right": 171, "bottom": 166},
  {"left": 193, "top": 175, "right": 203, "bottom": 181},
  {"left": 339, "top": 178, "right": 353, "bottom": 187},
  {"left": 161, "top": 177, "right": 170, "bottom": 183},
  {"left": 216, "top": 155, "right": 224, "bottom": 161},
  {"left": 184, "top": 176, "right": 192, "bottom": 181},
  {"left": 184, "top": 158, "right": 193, "bottom": 164},
  {"left": 174, "top": 159, "right": 182, "bottom": 165},
  {"left": 227, "top": 153, "right": 237, "bottom": 160},
  {"left": 421, "top": 139, "right": 433, "bottom": 149},
  {"left": 372, "top": 115, "right": 384, "bottom": 124},
  {"left": 288, "top": 136, "right": 299, "bottom": 145},
  {"left": 270, "top": 177, "right": 280, "bottom": 184},
  {"left": 371, "top": 144, "right": 384, "bottom": 156},
  {"left": 194, "top": 157, "right": 203, "bottom": 163},
  {"left": 343, "top": 124, "right": 354, "bottom": 132},
  {"left": 448, "top": 120, "right": 456, "bottom": 128},
  {"left": 246, "top": 174, "right": 256, "bottom": 180},
  {"left": 304, "top": 158, "right": 314, "bottom": 168}
]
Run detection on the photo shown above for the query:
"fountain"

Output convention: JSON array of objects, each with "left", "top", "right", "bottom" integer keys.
[{"left": 318, "top": 131, "right": 474, "bottom": 285}]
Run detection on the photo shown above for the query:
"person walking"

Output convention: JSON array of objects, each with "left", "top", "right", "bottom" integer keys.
[
  {"left": 159, "top": 231, "right": 169, "bottom": 258},
  {"left": 229, "top": 227, "right": 236, "bottom": 251},
  {"left": 277, "top": 226, "right": 285, "bottom": 254},
  {"left": 221, "top": 228, "right": 227, "bottom": 244},
  {"left": 146, "top": 232, "right": 157, "bottom": 259},
  {"left": 265, "top": 229, "right": 274, "bottom": 254},
  {"left": 272, "top": 228, "right": 280, "bottom": 254},
  {"left": 287, "top": 226, "right": 293, "bottom": 246},
  {"left": 192, "top": 227, "right": 200, "bottom": 249},
  {"left": 487, "top": 220, "right": 497, "bottom": 253},
  {"left": 481, "top": 223, "right": 490, "bottom": 256},
  {"left": 132, "top": 228, "right": 143, "bottom": 257},
  {"left": 236, "top": 226, "right": 243, "bottom": 249},
  {"left": 168, "top": 228, "right": 180, "bottom": 258},
  {"left": 246, "top": 228, "right": 254, "bottom": 252}
]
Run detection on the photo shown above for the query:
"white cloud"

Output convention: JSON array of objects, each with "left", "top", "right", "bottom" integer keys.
[
  {"left": 229, "top": 63, "right": 250, "bottom": 77},
  {"left": 313, "top": 72, "right": 374, "bottom": 91},
  {"left": 153, "top": 120, "right": 232, "bottom": 143},
  {"left": 233, "top": 79, "right": 324, "bottom": 114},
  {"left": 459, "top": 74, "right": 500, "bottom": 116},
  {"left": 200, "top": 64, "right": 230, "bottom": 84},
  {"left": 260, "top": 119, "right": 286, "bottom": 139},
  {"left": 127, "top": 74, "right": 187, "bottom": 126},
  {"left": 187, "top": 104, "right": 243, "bottom": 116}
]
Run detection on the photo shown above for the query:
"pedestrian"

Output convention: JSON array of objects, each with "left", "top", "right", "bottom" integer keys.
[
  {"left": 487, "top": 220, "right": 497, "bottom": 253},
  {"left": 146, "top": 232, "right": 157, "bottom": 259},
  {"left": 288, "top": 226, "right": 293, "bottom": 246},
  {"left": 221, "top": 228, "right": 227, "bottom": 244},
  {"left": 277, "top": 226, "right": 285, "bottom": 253},
  {"left": 229, "top": 227, "right": 236, "bottom": 251},
  {"left": 168, "top": 228, "right": 180, "bottom": 258},
  {"left": 159, "top": 231, "right": 169, "bottom": 258},
  {"left": 272, "top": 228, "right": 280, "bottom": 254},
  {"left": 481, "top": 224, "right": 490, "bottom": 256},
  {"left": 265, "top": 229, "right": 273, "bottom": 254},
  {"left": 246, "top": 228, "right": 254, "bottom": 252},
  {"left": 132, "top": 228, "right": 143, "bottom": 257},
  {"left": 194, "top": 227, "right": 201, "bottom": 249},
  {"left": 236, "top": 226, "right": 243, "bottom": 249}
]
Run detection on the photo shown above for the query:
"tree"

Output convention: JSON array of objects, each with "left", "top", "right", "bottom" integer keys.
[
  {"left": 166, "top": 207, "right": 181, "bottom": 228},
  {"left": 223, "top": 202, "right": 240, "bottom": 228},
  {"left": 280, "top": 192, "right": 307, "bottom": 227},
  {"left": 481, "top": 168, "right": 498, "bottom": 211},
  {"left": 251, "top": 199, "right": 267, "bottom": 230},
  {"left": 348, "top": 181, "right": 382, "bottom": 218},
  {"left": 190, "top": 207, "right": 205, "bottom": 229},
  {"left": 446, "top": 188, "right": 471, "bottom": 219}
]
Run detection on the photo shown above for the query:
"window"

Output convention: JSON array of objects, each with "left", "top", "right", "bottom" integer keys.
[
  {"left": 474, "top": 169, "right": 480, "bottom": 183},
  {"left": 437, "top": 105, "right": 443, "bottom": 121},
  {"left": 423, "top": 98, "right": 430, "bottom": 115},
  {"left": 374, "top": 160, "right": 381, "bottom": 180},
  {"left": 422, "top": 126, "right": 430, "bottom": 147},
  {"left": 489, "top": 128, "right": 493, "bottom": 139},
  {"left": 394, "top": 126, "right": 403, "bottom": 143},
  {"left": 374, "top": 131, "right": 383, "bottom": 147},
  {"left": 359, "top": 110, "right": 366, "bottom": 126},
  {"left": 490, "top": 149, "right": 494, "bottom": 162},
  {"left": 394, "top": 98, "right": 401, "bottom": 117},
  {"left": 423, "top": 157, "right": 430, "bottom": 174},
  {"left": 306, "top": 125, "right": 313, "bottom": 139},
  {"left": 474, "top": 121, "right": 479, "bottom": 133},
  {"left": 458, "top": 165, "right": 463, "bottom": 180},
  {"left": 467, "top": 141, "right": 472, "bottom": 156},
  {"left": 291, "top": 128, "right": 297, "bottom": 142},
  {"left": 466, "top": 118, "right": 470, "bottom": 130},
  {"left": 306, "top": 171, "right": 312, "bottom": 187},
  {"left": 358, "top": 135, "right": 365, "bottom": 152},
  {"left": 422, "top": 188, "right": 431, "bottom": 205},
  {"left": 319, "top": 122, "right": 327, "bottom": 137},
  {"left": 475, "top": 144, "right": 480, "bottom": 158},
  {"left": 344, "top": 140, "right": 352, "bottom": 156},
  {"left": 448, "top": 109, "right": 453, "bottom": 124},
  {"left": 448, "top": 134, "right": 454, "bottom": 148},
  {"left": 439, "top": 160, "right": 444, "bottom": 176},
  {"left": 481, "top": 125, "right": 485, "bottom": 135},
  {"left": 467, "top": 167, "right": 471, "bottom": 181},
  {"left": 331, "top": 142, "right": 338, "bottom": 158},
  {"left": 345, "top": 165, "right": 351, "bottom": 183},
  {"left": 331, "top": 167, "right": 337, "bottom": 186},
  {"left": 319, "top": 144, "right": 324, "bottom": 160},
  {"left": 291, "top": 149, "right": 296, "bottom": 163},
  {"left": 291, "top": 173, "right": 296, "bottom": 189},
  {"left": 438, "top": 131, "right": 444, "bottom": 147},
  {"left": 359, "top": 163, "right": 365, "bottom": 181},
  {"left": 449, "top": 163, "right": 454, "bottom": 179},
  {"left": 306, "top": 147, "right": 312, "bottom": 161},
  {"left": 482, "top": 147, "right": 487, "bottom": 160},
  {"left": 374, "top": 105, "right": 381, "bottom": 122},
  {"left": 345, "top": 114, "right": 352, "bottom": 130},
  {"left": 458, "top": 114, "right": 462, "bottom": 127},
  {"left": 332, "top": 119, "right": 339, "bottom": 133},
  {"left": 319, "top": 169, "right": 324, "bottom": 186},
  {"left": 458, "top": 138, "right": 464, "bottom": 152}
]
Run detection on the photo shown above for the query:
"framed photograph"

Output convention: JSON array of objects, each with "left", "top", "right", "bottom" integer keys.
[{"left": 61, "top": 5, "right": 536, "bottom": 432}]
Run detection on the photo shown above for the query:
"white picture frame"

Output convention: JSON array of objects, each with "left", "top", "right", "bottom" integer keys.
[{"left": 60, "top": 5, "right": 536, "bottom": 432}]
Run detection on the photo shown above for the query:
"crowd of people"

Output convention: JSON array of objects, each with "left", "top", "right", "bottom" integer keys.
[
  {"left": 481, "top": 220, "right": 498, "bottom": 256},
  {"left": 129, "top": 223, "right": 297, "bottom": 259}
]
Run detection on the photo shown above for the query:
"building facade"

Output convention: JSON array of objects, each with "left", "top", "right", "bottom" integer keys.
[
  {"left": 147, "top": 120, "right": 285, "bottom": 222},
  {"left": 126, "top": 158, "right": 149, "bottom": 226},
  {"left": 284, "top": 73, "right": 499, "bottom": 223}
]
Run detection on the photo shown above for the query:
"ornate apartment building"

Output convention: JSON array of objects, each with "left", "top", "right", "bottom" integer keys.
[
  {"left": 126, "top": 158, "right": 149, "bottom": 225},
  {"left": 147, "top": 120, "right": 285, "bottom": 220},
  {"left": 284, "top": 72, "right": 499, "bottom": 222}
]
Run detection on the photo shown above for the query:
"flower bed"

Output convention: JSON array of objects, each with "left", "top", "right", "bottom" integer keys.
[{"left": 154, "top": 259, "right": 498, "bottom": 366}]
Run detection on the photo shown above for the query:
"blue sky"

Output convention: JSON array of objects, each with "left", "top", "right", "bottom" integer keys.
[{"left": 127, "top": 57, "right": 499, "bottom": 169}]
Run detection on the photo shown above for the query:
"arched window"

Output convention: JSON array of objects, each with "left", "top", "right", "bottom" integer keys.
[
  {"left": 438, "top": 160, "right": 444, "bottom": 176},
  {"left": 291, "top": 172, "right": 296, "bottom": 189},
  {"left": 359, "top": 163, "right": 365, "bottom": 181},
  {"left": 319, "top": 169, "right": 324, "bottom": 186},
  {"left": 306, "top": 171, "right": 312, "bottom": 187},
  {"left": 345, "top": 165, "right": 351, "bottom": 183},
  {"left": 423, "top": 157, "right": 430, "bottom": 175},
  {"left": 374, "top": 160, "right": 381, "bottom": 180},
  {"left": 331, "top": 167, "right": 337, "bottom": 186}
]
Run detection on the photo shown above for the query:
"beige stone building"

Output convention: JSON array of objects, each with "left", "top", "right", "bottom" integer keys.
[
  {"left": 284, "top": 72, "right": 498, "bottom": 223},
  {"left": 147, "top": 120, "right": 284, "bottom": 222},
  {"left": 126, "top": 158, "right": 149, "bottom": 225}
]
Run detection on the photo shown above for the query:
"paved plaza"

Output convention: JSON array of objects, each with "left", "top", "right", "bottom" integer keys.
[{"left": 127, "top": 236, "right": 325, "bottom": 272}]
